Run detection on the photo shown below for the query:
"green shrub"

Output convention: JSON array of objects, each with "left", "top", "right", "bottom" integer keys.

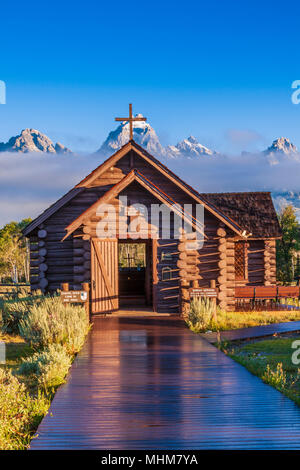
[
  {"left": 16, "top": 344, "right": 72, "bottom": 389},
  {"left": 262, "top": 363, "right": 287, "bottom": 390},
  {"left": 0, "top": 369, "right": 49, "bottom": 450},
  {"left": 19, "top": 296, "right": 90, "bottom": 354},
  {"left": 187, "top": 297, "right": 216, "bottom": 332},
  {"left": 0, "top": 290, "right": 45, "bottom": 334}
]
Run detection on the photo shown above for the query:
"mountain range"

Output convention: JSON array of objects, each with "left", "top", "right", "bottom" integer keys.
[
  {"left": 0, "top": 121, "right": 298, "bottom": 160},
  {"left": 0, "top": 128, "right": 71, "bottom": 154},
  {"left": 1, "top": 120, "right": 300, "bottom": 220}
]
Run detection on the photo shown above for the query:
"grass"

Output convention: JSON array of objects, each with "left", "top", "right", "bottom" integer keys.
[
  {"left": 0, "top": 335, "right": 49, "bottom": 449},
  {"left": 203, "top": 309, "right": 300, "bottom": 332},
  {"left": 219, "top": 335, "right": 300, "bottom": 406},
  {"left": 0, "top": 334, "right": 33, "bottom": 370},
  {"left": 0, "top": 295, "right": 90, "bottom": 450}
]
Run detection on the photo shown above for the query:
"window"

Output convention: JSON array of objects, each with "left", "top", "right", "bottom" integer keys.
[
  {"left": 119, "top": 243, "right": 146, "bottom": 269},
  {"left": 235, "top": 241, "right": 247, "bottom": 280},
  {"left": 162, "top": 266, "right": 173, "bottom": 281}
]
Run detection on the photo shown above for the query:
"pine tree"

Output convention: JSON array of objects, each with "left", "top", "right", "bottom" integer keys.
[{"left": 276, "top": 206, "right": 300, "bottom": 283}]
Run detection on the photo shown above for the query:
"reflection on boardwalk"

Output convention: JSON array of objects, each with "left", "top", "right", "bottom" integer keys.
[{"left": 31, "top": 316, "right": 300, "bottom": 449}]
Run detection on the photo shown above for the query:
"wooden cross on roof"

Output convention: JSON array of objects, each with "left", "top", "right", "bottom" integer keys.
[{"left": 115, "top": 103, "right": 147, "bottom": 141}]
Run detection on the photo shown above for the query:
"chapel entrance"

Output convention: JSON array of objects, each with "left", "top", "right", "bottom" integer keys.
[{"left": 118, "top": 240, "right": 152, "bottom": 307}]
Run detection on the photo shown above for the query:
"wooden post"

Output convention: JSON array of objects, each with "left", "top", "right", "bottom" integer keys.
[
  {"left": 180, "top": 279, "right": 190, "bottom": 319},
  {"left": 61, "top": 283, "right": 69, "bottom": 292},
  {"left": 210, "top": 279, "right": 217, "bottom": 322},
  {"left": 82, "top": 282, "right": 90, "bottom": 323}
]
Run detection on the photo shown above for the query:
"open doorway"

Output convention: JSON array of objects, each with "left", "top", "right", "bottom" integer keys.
[{"left": 118, "top": 241, "right": 152, "bottom": 307}]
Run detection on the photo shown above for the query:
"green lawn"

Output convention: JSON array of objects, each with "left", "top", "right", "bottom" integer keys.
[{"left": 219, "top": 335, "right": 300, "bottom": 405}]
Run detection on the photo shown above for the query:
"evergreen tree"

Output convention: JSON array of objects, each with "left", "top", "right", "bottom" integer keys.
[{"left": 276, "top": 206, "right": 300, "bottom": 283}]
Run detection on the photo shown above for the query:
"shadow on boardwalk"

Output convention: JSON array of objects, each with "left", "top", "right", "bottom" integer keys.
[{"left": 31, "top": 316, "right": 300, "bottom": 449}]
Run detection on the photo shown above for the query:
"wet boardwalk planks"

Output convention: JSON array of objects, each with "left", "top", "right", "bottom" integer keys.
[{"left": 31, "top": 316, "right": 300, "bottom": 449}]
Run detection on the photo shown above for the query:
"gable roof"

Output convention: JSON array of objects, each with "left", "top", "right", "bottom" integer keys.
[
  {"left": 201, "top": 192, "right": 281, "bottom": 238},
  {"left": 22, "top": 187, "right": 84, "bottom": 236},
  {"left": 23, "top": 140, "right": 249, "bottom": 238},
  {"left": 62, "top": 169, "right": 207, "bottom": 240}
]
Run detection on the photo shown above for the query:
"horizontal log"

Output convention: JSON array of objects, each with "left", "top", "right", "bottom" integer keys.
[
  {"left": 83, "top": 226, "right": 92, "bottom": 234},
  {"left": 40, "top": 263, "right": 48, "bottom": 272},
  {"left": 30, "top": 260, "right": 40, "bottom": 268},
  {"left": 30, "top": 267, "right": 40, "bottom": 275},
  {"left": 73, "top": 248, "right": 85, "bottom": 256},
  {"left": 217, "top": 291, "right": 227, "bottom": 301},
  {"left": 47, "top": 266, "right": 74, "bottom": 275},
  {"left": 73, "top": 265, "right": 85, "bottom": 274},
  {"left": 47, "top": 260, "right": 74, "bottom": 267},
  {"left": 217, "top": 228, "right": 227, "bottom": 237},
  {"left": 179, "top": 251, "right": 199, "bottom": 259},
  {"left": 39, "top": 278, "right": 48, "bottom": 289},
  {"left": 38, "top": 229, "right": 47, "bottom": 239},
  {"left": 39, "top": 248, "right": 47, "bottom": 257},
  {"left": 219, "top": 284, "right": 228, "bottom": 292},
  {"left": 177, "top": 259, "right": 198, "bottom": 268},
  {"left": 218, "top": 260, "right": 227, "bottom": 269}
]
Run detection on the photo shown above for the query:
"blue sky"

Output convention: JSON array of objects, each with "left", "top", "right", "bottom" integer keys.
[{"left": 1, "top": 0, "right": 300, "bottom": 153}]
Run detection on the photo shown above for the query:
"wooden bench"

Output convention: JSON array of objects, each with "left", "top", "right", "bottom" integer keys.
[
  {"left": 235, "top": 287, "right": 255, "bottom": 299},
  {"left": 236, "top": 286, "right": 300, "bottom": 300},
  {"left": 255, "top": 286, "right": 277, "bottom": 299},
  {"left": 277, "top": 286, "right": 300, "bottom": 299}
]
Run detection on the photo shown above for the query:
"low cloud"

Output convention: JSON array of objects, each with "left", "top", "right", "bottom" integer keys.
[
  {"left": 164, "top": 152, "right": 300, "bottom": 193},
  {"left": 225, "top": 128, "right": 265, "bottom": 151},
  {"left": 1, "top": 150, "right": 300, "bottom": 227},
  {"left": 0, "top": 152, "right": 105, "bottom": 226}
]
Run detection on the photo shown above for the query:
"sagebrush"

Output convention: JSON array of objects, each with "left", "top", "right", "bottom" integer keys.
[
  {"left": 16, "top": 344, "right": 72, "bottom": 389},
  {"left": 0, "top": 289, "right": 46, "bottom": 334},
  {"left": 19, "top": 296, "right": 90, "bottom": 354},
  {"left": 187, "top": 298, "right": 216, "bottom": 332},
  {"left": 0, "top": 369, "right": 49, "bottom": 450}
]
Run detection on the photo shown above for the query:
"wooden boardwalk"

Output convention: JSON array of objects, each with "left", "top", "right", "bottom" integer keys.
[
  {"left": 31, "top": 316, "right": 300, "bottom": 449},
  {"left": 202, "top": 320, "right": 300, "bottom": 343}
]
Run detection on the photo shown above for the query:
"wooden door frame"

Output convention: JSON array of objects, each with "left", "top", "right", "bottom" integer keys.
[{"left": 118, "top": 239, "right": 154, "bottom": 308}]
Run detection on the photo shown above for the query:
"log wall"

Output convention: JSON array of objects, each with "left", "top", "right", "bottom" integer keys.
[{"left": 247, "top": 240, "right": 265, "bottom": 285}]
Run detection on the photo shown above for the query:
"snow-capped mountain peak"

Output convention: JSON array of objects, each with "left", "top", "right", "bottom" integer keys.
[
  {"left": 0, "top": 128, "right": 72, "bottom": 154},
  {"left": 167, "top": 135, "right": 215, "bottom": 158},
  {"left": 264, "top": 137, "right": 298, "bottom": 156},
  {"left": 98, "top": 115, "right": 164, "bottom": 156}
]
